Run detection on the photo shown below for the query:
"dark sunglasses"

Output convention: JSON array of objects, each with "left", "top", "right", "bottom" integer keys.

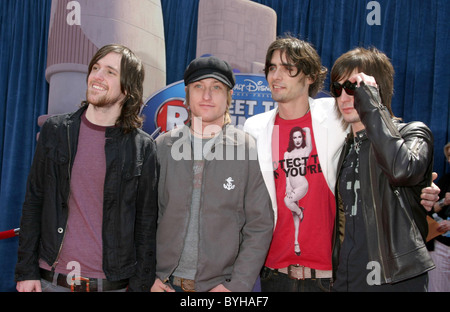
[{"left": 331, "top": 80, "right": 357, "bottom": 97}]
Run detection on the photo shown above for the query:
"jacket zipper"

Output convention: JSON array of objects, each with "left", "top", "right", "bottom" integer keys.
[
  {"left": 393, "top": 188, "right": 416, "bottom": 228},
  {"left": 409, "top": 138, "right": 422, "bottom": 160},
  {"left": 164, "top": 158, "right": 197, "bottom": 284},
  {"left": 51, "top": 124, "right": 72, "bottom": 271},
  {"left": 377, "top": 104, "right": 398, "bottom": 136},
  {"left": 368, "top": 145, "right": 388, "bottom": 283},
  {"left": 193, "top": 159, "right": 208, "bottom": 285}
]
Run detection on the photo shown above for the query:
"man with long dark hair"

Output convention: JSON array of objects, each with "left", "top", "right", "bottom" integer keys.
[
  {"left": 330, "top": 47, "right": 435, "bottom": 291},
  {"left": 15, "top": 44, "right": 158, "bottom": 292}
]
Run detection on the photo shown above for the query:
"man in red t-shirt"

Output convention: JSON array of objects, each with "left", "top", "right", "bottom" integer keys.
[{"left": 245, "top": 36, "right": 346, "bottom": 292}]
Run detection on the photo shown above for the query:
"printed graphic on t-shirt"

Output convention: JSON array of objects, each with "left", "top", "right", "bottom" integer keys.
[
  {"left": 282, "top": 126, "right": 312, "bottom": 255},
  {"left": 266, "top": 113, "right": 335, "bottom": 270},
  {"left": 340, "top": 144, "right": 361, "bottom": 217}
]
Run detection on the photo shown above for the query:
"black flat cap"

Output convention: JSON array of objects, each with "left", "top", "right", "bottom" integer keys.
[{"left": 184, "top": 56, "right": 235, "bottom": 88}]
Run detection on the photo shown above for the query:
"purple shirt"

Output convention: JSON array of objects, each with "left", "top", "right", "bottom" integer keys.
[{"left": 41, "top": 111, "right": 107, "bottom": 278}]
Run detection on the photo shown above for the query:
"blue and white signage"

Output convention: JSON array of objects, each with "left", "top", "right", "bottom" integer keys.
[{"left": 142, "top": 74, "right": 276, "bottom": 137}]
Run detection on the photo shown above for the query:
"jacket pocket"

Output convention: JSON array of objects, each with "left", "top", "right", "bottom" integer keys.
[
  {"left": 45, "top": 146, "right": 70, "bottom": 167},
  {"left": 122, "top": 161, "right": 143, "bottom": 180},
  {"left": 43, "top": 146, "right": 70, "bottom": 190},
  {"left": 119, "top": 161, "right": 143, "bottom": 206}
]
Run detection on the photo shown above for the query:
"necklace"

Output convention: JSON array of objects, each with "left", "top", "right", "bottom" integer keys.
[
  {"left": 190, "top": 127, "right": 216, "bottom": 138},
  {"left": 278, "top": 104, "right": 310, "bottom": 120}
]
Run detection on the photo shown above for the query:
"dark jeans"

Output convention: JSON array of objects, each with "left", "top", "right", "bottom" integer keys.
[
  {"left": 260, "top": 267, "right": 331, "bottom": 292},
  {"left": 332, "top": 272, "right": 429, "bottom": 292}
]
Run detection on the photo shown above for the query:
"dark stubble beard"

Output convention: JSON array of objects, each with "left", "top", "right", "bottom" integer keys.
[{"left": 86, "top": 89, "right": 124, "bottom": 108}]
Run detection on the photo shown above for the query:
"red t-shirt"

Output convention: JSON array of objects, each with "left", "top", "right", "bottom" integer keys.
[{"left": 264, "top": 112, "right": 336, "bottom": 270}]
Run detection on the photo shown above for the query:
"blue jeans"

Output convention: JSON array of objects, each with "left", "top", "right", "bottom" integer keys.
[{"left": 260, "top": 267, "right": 331, "bottom": 292}]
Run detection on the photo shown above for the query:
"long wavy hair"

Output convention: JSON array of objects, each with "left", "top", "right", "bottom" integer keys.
[
  {"left": 264, "top": 35, "right": 328, "bottom": 98},
  {"left": 82, "top": 44, "right": 145, "bottom": 133}
]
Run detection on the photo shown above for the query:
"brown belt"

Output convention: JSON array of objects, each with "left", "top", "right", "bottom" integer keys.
[
  {"left": 40, "top": 268, "right": 129, "bottom": 292},
  {"left": 273, "top": 265, "right": 332, "bottom": 280},
  {"left": 172, "top": 276, "right": 196, "bottom": 292}
]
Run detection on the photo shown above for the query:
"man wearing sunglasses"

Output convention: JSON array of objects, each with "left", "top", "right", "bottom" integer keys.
[{"left": 330, "top": 47, "right": 435, "bottom": 291}]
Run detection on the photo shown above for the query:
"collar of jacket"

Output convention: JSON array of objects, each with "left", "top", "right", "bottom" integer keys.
[
  {"left": 345, "top": 129, "right": 368, "bottom": 144},
  {"left": 163, "top": 124, "right": 244, "bottom": 147}
]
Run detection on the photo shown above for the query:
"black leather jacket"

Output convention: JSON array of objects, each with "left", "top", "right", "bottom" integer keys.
[
  {"left": 15, "top": 106, "right": 158, "bottom": 291},
  {"left": 332, "top": 84, "right": 435, "bottom": 284}
]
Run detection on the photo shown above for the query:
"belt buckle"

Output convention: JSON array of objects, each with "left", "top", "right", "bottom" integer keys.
[
  {"left": 288, "top": 264, "right": 305, "bottom": 280},
  {"left": 180, "top": 278, "right": 195, "bottom": 292},
  {"left": 70, "top": 276, "right": 90, "bottom": 292}
]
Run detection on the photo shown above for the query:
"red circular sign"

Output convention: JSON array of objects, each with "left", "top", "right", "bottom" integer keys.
[{"left": 155, "top": 98, "right": 189, "bottom": 133}]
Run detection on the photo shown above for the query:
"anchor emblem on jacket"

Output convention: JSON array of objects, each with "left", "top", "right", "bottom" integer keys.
[{"left": 223, "top": 177, "right": 235, "bottom": 190}]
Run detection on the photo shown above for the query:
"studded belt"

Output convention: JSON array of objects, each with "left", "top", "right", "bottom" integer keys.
[{"left": 274, "top": 265, "right": 332, "bottom": 280}]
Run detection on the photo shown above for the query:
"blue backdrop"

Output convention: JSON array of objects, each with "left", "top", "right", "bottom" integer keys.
[
  {"left": 0, "top": 0, "right": 449, "bottom": 291},
  {"left": 0, "top": 0, "right": 51, "bottom": 291}
]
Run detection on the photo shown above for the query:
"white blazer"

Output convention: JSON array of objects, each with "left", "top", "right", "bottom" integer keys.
[{"left": 243, "top": 97, "right": 348, "bottom": 226}]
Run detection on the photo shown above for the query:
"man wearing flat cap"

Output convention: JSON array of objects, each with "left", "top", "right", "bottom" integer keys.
[{"left": 151, "top": 56, "right": 273, "bottom": 292}]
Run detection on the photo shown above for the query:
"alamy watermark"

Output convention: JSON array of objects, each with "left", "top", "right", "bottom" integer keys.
[
  {"left": 366, "top": 261, "right": 382, "bottom": 286},
  {"left": 169, "top": 122, "right": 258, "bottom": 161},
  {"left": 66, "top": 1, "right": 381, "bottom": 27},
  {"left": 367, "top": 1, "right": 381, "bottom": 26},
  {"left": 66, "top": 1, "right": 81, "bottom": 26},
  {"left": 66, "top": 260, "right": 82, "bottom": 285}
]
